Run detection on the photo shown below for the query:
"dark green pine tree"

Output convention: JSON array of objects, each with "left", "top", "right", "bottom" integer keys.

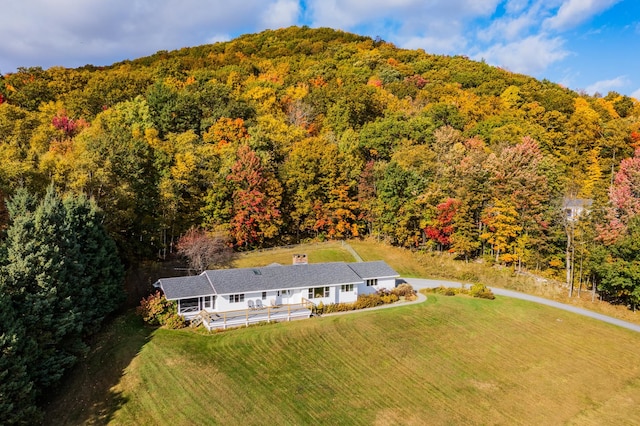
[
  {"left": 0, "top": 289, "right": 39, "bottom": 425},
  {"left": 3, "top": 187, "right": 80, "bottom": 391},
  {"left": 61, "top": 194, "right": 124, "bottom": 336},
  {"left": 1, "top": 187, "right": 124, "bottom": 399}
]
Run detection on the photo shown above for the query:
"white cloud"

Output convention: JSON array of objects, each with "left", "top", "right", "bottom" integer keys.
[
  {"left": 475, "top": 34, "right": 569, "bottom": 75},
  {"left": 0, "top": 0, "right": 635, "bottom": 99},
  {"left": 401, "top": 34, "right": 468, "bottom": 55},
  {"left": 477, "top": 11, "right": 538, "bottom": 42},
  {"left": 261, "top": 0, "right": 301, "bottom": 28},
  {"left": 631, "top": 88, "right": 640, "bottom": 101},
  {"left": 206, "top": 34, "right": 232, "bottom": 45},
  {"left": 306, "top": 0, "right": 500, "bottom": 37},
  {"left": 505, "top": 0, "right": 531, "bottom": 15},
  {"left": 584, "top": 76, "right": 628, "bottom": 95},
  {"left": 304, "top": 0, "right": 505, "bottom": 58},
  {"left": 0, "top": 0, "right": 290, "bottom": 71},
  {"left": 543, "top": 0, "right": 621, "bottom": 31}
]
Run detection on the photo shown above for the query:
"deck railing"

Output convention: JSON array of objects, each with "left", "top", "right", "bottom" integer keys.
[
  {"left": 200, "top": 302, "right": 314, "bottom": 330},
  {"left": 179, "top": 305, "right": 200, "bottom": 315},
  {"left": 300, "top": 297, "right": 318, "bottom": 314}
]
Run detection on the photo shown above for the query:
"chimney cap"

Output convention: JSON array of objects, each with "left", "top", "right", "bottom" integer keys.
[{"left": 293, "top": 254, "right": 308, "bottom": 265}]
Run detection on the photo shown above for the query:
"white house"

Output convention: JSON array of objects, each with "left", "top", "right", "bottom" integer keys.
[
  {"left": 154, "top": 261, "right": 399, "bottom": 329},
  {"left": 563, "top": 198, "right": 593, "bottom": 221}
]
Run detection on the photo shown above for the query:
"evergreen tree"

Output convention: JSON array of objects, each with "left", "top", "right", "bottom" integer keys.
[
  {"left": 1, "top": 187, "right": 124, "bottom": 402},
  {"left": 60, "top": 194, "right": 124, "bottom": 335},
  {"left": 3, "top": 187, "right": 79, "bottom": 391},
  {"left": 0, "top": 289, "right": 38, "bottom": 425}
]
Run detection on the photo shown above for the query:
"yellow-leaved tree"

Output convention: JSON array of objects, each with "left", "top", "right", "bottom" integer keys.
[{"left": 481, "top": 199, "right": 522, "bottom": 263}]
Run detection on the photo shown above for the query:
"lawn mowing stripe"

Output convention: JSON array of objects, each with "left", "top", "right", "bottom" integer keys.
[{"left": 58, "top": 294, "right": 640, "bottom": 425}]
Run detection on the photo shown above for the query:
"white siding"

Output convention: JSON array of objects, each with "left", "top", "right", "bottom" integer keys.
[
  {"left": 336, "top": 284, "right": 359, "bottom": 303},
  {"left": 377, "top": 277, "right": 396, "bottom": 291},
  {"left": 357, "top": 283, "right": 375, "bottom": 296},
  {"left": 176, "top": 275, "right": 397, "bottom": 316},
  {"left": 306, "top": 285, "right": 332, "bottom": 306},
  {"left": 215, "top": 289, "right": 314, "bottom": 311},
  {"left": 357, "top": 276, "right": 396, "bottom": 296},
  {"left": 177, "top": 295, "right": 216, "bottom": 319},
  {"left": 216, "top": 295, "right": 236, "bottom": 312}
]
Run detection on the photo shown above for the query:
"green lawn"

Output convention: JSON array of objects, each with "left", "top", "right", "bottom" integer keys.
[
  {"left": 349, "top": 239, "right": 640, "bottom": 325},
  {"left": 47, "top": 294, "right": 640, "bottom": 425},
  {"left": 232, "top": 241, "right": 356, "bottom": 268}
]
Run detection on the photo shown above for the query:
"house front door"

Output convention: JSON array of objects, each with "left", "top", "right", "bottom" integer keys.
[{"left": 276, "top": 289, "right": 291, "bottom": 305}]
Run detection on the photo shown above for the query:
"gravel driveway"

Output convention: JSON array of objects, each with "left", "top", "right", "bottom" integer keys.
[{"left": 404, "top": 278, "right": 640, "bottom": 333}]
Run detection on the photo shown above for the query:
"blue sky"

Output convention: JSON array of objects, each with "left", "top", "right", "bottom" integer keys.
[{"left": 2, "top": 0, "right": 639, "bottom": 98}]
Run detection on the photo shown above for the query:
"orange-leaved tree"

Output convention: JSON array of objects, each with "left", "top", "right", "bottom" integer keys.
[{"left": 227, "top": 144, "right": 282, "bottom": 248}]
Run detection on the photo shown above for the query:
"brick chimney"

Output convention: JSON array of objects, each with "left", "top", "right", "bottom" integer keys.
[{"left": 293, "top": 254, "right": 308, "bottom": 265}]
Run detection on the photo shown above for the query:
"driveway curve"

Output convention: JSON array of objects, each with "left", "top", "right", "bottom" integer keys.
[{"left": 404, "top": 278, "right": 640, "bottom": 333}]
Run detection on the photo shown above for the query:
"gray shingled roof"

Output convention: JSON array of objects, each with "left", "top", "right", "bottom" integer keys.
[
  {"left": 347, "top": 261, "right": 400, "bottom": 279},
  {"left": 563, "top": 198, "right": 593, "bottom": 209},
  {"left": 205, "top": 262, "right": 364, "bottom": 295},
  {"left": 156, "top": 275, "right": 214, "bottom": 300},
  {"left": 155, "top": 261, "right": 399, "bottom": 299}
]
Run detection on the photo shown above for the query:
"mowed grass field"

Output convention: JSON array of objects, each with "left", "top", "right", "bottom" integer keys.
[
  {"left": 48, "top": 297, "right": 640, "bottom": 425},
  {"left": 45, "top": 240, "right": 640, "bottom": 425}
]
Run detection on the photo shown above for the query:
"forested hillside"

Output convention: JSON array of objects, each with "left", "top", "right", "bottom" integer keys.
[
  {"left": 1, "top": 26, "right": 639, "bottom": 306},
  {"left": 2, "top": 25, "right": 640, "bottom": 423}
]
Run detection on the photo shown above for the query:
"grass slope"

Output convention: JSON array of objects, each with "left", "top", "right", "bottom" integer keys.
[
  {"left": 349, "top": 239, "right": 640, "bottom": 325},
  {"left": 48, "top": 295, "right": 640, "bottom": 425},
  {"left": 231, "top": 241, "right": 356, "bottom": 268}
]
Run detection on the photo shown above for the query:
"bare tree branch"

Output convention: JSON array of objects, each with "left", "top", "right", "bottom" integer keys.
[{"left": 176, "top": 228, "right": 235, "bottom": 273}]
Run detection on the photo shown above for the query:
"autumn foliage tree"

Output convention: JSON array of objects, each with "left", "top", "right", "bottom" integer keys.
[
  {"left": 4, "top": 26, "right": 640, "bottom": 314},
  {"left": 481, "top": 199, "right": 523, "bottom": 262},
  {"left": 227, "top": 144, "right": 282, "bottom": 247},
  {"left": 589, "top": 148, "right": 640, "bottom": 308},
  {"left": 425, "top": 198, "right": 460, "bottom": 249},
  {"left": 176, "top": 227, "right": 234, "bottom": 273},
  {"left": 599, "top": 147, "right": 640, "bottom": 243}
]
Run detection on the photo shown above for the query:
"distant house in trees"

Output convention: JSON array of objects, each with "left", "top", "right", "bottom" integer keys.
[
  {"left": 154, "top": 260, "right": 399, "bottom": 330},
  {"left": 563, "top": 198, "right": 593, "bottom": 221}
]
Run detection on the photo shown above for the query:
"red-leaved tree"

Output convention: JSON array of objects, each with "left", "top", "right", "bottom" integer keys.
[
  {"left": 176, "top": 228, "right": 234, "bottom": 273},
  {"left": 599, "top": 148, "right": 640, "bottom": 243},
  {"left": 425, "top": 198, "right": 460, "bottom": 247},
  {"left": 227, "top": 144, "right": 282, "bottom": 247}
]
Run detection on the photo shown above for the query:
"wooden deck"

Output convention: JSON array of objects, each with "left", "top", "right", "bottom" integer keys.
[{"left": 195, "top": 302, "right": 314, "bottom": 330}]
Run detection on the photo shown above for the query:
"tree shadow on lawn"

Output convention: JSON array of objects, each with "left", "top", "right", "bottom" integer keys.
[{"left": 41, "top": 311, "right": 154, "bottom": 425}]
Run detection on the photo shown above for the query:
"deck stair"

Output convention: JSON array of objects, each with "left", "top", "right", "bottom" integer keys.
[{"left": 189, "top": 310, "right": 211, "bottom": 328}]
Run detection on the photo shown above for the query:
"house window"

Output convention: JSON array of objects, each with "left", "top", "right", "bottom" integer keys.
[
  {"left": 179, "top": 298, "right": 199, "bottom": 313},
  {"left": 366, "top": 279, "right": 378, "bottom": 287},
  {"left": 308, "top": 287, "right": 330, "bottom": 298},
  {"left": 229, "top": 294, "right": 245, "bottom": 303},
  {"left": 262, "top": 291, "right": 267, "bottom": 300},
  {"left": 204, "top": 296, "right": 211, "bottom": 309},
  {"left": 341, "top": 284, "right": 354, "bottom": 292}
]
